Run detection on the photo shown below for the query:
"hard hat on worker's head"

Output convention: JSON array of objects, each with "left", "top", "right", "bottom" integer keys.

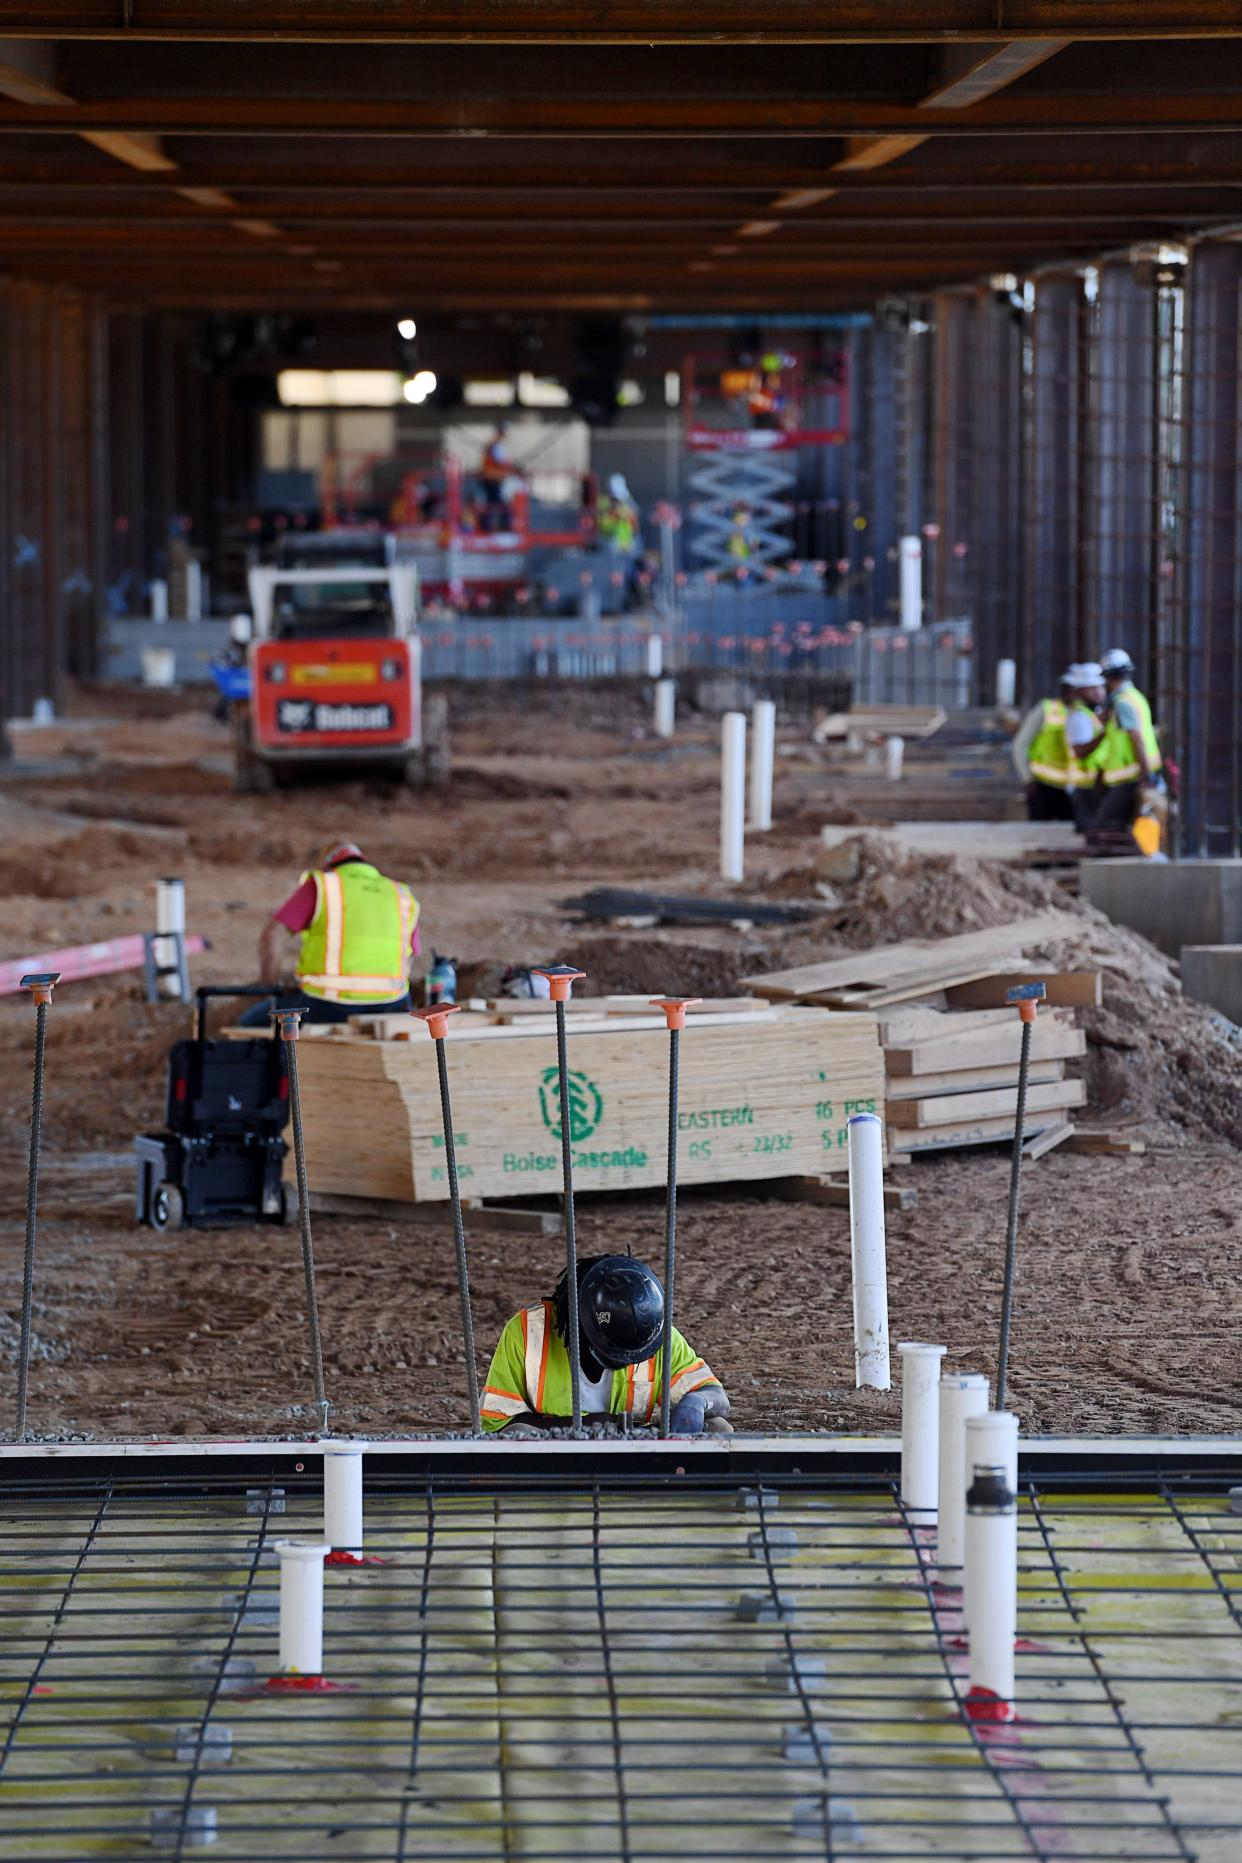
[
  {"left": 1075, "top": 662, "right": 1104, "bottom": 687},
  {"left": 320, "top": 840, "right": 366, "bottom": 871},
  {"left": 1060, "top": 664, "right": 1084, "bottom": 687},
  {"left": 1101, "top": 648, "right": 1134, "bottom": 677},
  {"left": 576, "top": 1254, "right": 664, "bottom": 1369},
  {"left": 608, "top": 473, "right": 630, "bottom": 502}
]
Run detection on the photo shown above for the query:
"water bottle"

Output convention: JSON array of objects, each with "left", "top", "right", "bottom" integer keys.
[{"left": 425, "top": 953, "right": 458, "bottom": 1006}]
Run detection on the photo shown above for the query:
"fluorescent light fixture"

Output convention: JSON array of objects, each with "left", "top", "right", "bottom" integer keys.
[
  {"left": 737, "top": 220, "right": 780, "bottom": 238},
  {"left": 397, "top": 318, "right": 417, "bottom": 340},
  {"left": 517, "top": 372, "right": 570, "bottom": 408},
  {"left": 464, "top": 379, "right": 517, "bottom": 406},
  {"left": 277, "top": 369, "right": 402, "bottom": 407}
]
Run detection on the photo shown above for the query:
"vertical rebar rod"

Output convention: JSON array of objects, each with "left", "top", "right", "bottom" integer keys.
[
  {"left": 278, "top": 1014, "right": 329, "bottom": 1436},
  {"left": 996, "top": 1014, "right": 1033, "bottom": 1412},
  {"left": 15, "top": 977, "right": 56, "bottom": 1443},
  {"left": 433, "top": 1037, "right": 480, "bottom": 1429},
  {"left": 659, "top": 1024, "right": 681, "bottom": 1439},
  {"left": 553, "top": 995, "right": 583, "bottom": 1435}
]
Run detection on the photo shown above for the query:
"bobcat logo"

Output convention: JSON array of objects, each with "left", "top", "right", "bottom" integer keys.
[
  {"left": 277, "top": 698, "right": 314, "bottom": 731},
  {"left": 537, "top": 1066, "right": 604, "bottom": 1142}
]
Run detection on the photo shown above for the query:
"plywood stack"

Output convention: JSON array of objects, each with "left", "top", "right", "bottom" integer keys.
[
  {"left": 879, "top": 1002, "right": 1087, "bottom": 1158},
  {"left": 291, "top": 1000, "right": 884, "bottom": 1205}
]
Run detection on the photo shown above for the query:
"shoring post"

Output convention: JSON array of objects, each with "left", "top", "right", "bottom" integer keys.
[
  {"left": 650, "top": 998, "right": 702, "bottom": 1435},
  {"left": 936, "top": 1371, "right": 990, "bottom": 1581},
  {"left": 14, "top": 972, "right": 58, "bottom": 1441},
  {"left": 532, "top": 965, "right": 587, "bottom": 1434},
  {"left": 897, "top": 1342, "right": 947, "bottom": 1529},
  {"left": 273, "top": 1008, "right": 330, "bottom": 1436},
  {"left": 963, "top": 1410, "right": 1020, "bottom": 1724},
  {"left": 997, "top": 982, "right": 1045, "bottom": 1409},
  {"left": 847, "top": 1112, "right": 891, "bottom": 1390},
  {"left": 411, "top": 1004, "right": 480, "bottom": 1430}
]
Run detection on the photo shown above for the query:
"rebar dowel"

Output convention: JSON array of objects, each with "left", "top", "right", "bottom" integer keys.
[
  {"left": 278, "top": 1014, "right": 330, "bottom": 1436},
  {"left": 554, "top": 997, "right": 584, "bottom": 1435},
  {"left": 434, "top": 1037, "right": 480, "bottom": 1428},
  {"left": 659, "top": 1026, "right": 681, "bottom": 1438},
  {"left": 997, "top": 1011, "right": 1034, "bottom": 1411},
  {"left": 15, "top": 989, "right": 52, "bottom": 1441}
]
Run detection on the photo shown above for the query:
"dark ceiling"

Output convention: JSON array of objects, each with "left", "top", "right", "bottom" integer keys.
[{"left": 0, "top": 7, "right": 1238, "bottom": 312}]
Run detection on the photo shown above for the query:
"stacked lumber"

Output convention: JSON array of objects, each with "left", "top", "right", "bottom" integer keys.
[
  {"left": 879, "top": 1002, "right": 1087, "bottom": 1158},
  {"left": 813, "top": 704, "right": 946, "bottom": 743},
  {"left": 290, "top": 1002, "right": 884, "bottom": 1205},
  {"left": 818, "top": 821, "right": 1087, "bottom": 868},
  {"left": 742, "top": 912, "right": 1085, "bottom": 1011}
]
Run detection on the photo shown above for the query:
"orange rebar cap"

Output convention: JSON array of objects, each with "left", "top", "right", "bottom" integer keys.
[
  {"left": 271, "top": 1006, "right": 306, "bottom": 1041},
  {"left": 411, "top": 1003, "right": 460, "bottom": 1041},
  {"left": 20, "top": 971, "right": 60, "bottom": 1007},
  {"left": 649, "top": 997, "right": 703, "bottom": 1031},
  {"left": 1005, "top": 980, "right": 1046, "bottom": 1025},
  {"left": 532, "top": 965, "right": 586, "bottom": 1003}
]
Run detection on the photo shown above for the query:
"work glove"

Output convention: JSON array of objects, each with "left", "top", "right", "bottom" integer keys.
[{"left": 669, "top": 1392, "right": 708, "bottom": 1435}]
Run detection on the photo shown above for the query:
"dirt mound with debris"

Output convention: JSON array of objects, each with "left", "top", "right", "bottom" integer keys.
[
  {"left": 0, "top": 824, "right": 180, "bottom": 901},
  {"left": 816, "top": 832, "right": 1070, "bottom": 942}
]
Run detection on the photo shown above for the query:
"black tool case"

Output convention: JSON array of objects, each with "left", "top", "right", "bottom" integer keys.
[{"left": 134, "top": 987, "right": 294, "bottom": 1230}]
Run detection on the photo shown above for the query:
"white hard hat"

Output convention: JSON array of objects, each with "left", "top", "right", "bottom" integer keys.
[
  {"left": 1061, "top": 664, "right": 1083, "bottom": 685},
  {"left": 1076, "top": 661, "right": 1104, "bottom": 684},
  {"left": 608, "top": 473, "right": 629, "bottom": 501},
  {"left": 1101, "top": 648, "right": 1134, "bottom": 673}
]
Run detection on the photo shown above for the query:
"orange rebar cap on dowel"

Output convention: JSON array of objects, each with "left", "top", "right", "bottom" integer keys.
[
  {"left": 649, "top": 997, "right": 703, "bottom": 1031},
  {"left": 412, "top": 1004, "right": 460, "bottom": 1042},
  {"left": 532, "top": 965, "right": 586, "bottom": 1003}
]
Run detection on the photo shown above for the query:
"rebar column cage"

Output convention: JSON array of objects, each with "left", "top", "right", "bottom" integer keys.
[{"left": 1, "top": 1443, "right": 1239, "bottom": 1862}]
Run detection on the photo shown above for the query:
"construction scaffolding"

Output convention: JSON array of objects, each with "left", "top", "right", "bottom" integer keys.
[{"left": 1, "top": 1451, "right": 1239, "bottom": 1861}]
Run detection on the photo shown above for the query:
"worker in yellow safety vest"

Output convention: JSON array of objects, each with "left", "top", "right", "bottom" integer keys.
[
  {"left": 1010, "top": 666, "right": 1099, "bottom": 824},
  {"left": 244, "top": 839, "right": 420, "bottom": 1025},
  {"left": 1074, "top": 649, "right": 1163, "bottom": 833},
  {"left": 482, "top": 1254, "right": 732, "bottom": 1435}
]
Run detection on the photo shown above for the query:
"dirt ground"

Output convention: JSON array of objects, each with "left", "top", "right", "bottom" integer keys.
[{"left": 1, "top": 681, "right": 1239, "bottom": 1441}]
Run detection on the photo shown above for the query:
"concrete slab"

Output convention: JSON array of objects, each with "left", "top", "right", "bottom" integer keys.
[
  {"left": 1181, "top": 946, "right": 1242, "bottom": 1027},
  {"left": 1081, "top": 858, "right": 1242, "bottom": 957}
]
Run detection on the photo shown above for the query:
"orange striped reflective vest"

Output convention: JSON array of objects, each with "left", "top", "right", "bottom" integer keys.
[
  {"left": 481, "top": 1299, "right": 721, "bottom": 1430},
  {"left": 295, "top": 861, "right": 418, "bottom": 1004},
  {"left": 1027, "top": 698, "right": 1088, "bottom": 789}
]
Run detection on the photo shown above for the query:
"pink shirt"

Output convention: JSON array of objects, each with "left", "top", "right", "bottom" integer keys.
[{"left": 272, "top": 872, "right": 421, "bottom": 956}]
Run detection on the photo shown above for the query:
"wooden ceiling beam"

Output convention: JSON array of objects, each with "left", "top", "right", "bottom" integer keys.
[
  {"left": 0, "top": 92, "right": 1240, "bottom": 138},
  {"left": 2, "top": 3, "right": 1241, "bottom": 42}
]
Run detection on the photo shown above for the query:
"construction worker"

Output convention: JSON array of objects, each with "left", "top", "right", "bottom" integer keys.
[
  {"left": 1076, "top": 649, "right": 1163, "bottom": 831},
  {"left": 1010, "top": 666, "right": 1096, "bottom": 823},
  {"left": 482, "top": 1254, "right": 731, "bottom": 1435},
  {"left": 243, "top": 839, "right": 420, "bottom": 1025},
  {"left": 479, "top": 421, "right": 517, "bottom": 529},
  {"left": 598, "top": 473, "right": 642, "bottom": 608}
]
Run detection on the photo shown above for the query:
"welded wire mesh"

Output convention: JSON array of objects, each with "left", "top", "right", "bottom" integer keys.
[{"left": 0, "top": 1464, "right": 1239, "bottom": 1861}]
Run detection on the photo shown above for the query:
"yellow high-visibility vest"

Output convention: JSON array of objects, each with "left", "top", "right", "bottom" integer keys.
[
  {"left": 296, "top": 861, "right": 418, "bottom": 1003},
  {"left": 480, "top": 1299, "right": 721, "bottom": 1430},
  {"left": 1027, "top": 698, "right": 1087, "bottom": 789}
]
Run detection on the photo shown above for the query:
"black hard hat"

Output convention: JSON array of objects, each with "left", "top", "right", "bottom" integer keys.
[{"left": 579, "top": 1256, "right": 664, "bottom": 1369}]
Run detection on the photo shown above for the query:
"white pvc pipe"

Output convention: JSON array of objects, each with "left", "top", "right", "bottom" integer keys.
[
  {"left": 150, "top": 578, "right": 169, "bottom": 623},
  {"left": 899, "top": 535, "right": 922, "bottom": 632},
  {"left": 154, "top": 876, "right": 186, "bottom": 1001},
  {"left": 897, "top": 1342, "right": 947, "bottom": 1521},
  {"left": 275, "top": 1540, "right": 330, "bottom": 1677},
  {"left": 996, "top": 658, "right": 1016, "bottom": 708},
  {"left": 936, "top": 1372, "right": 990, "bottom": 1575},
  {"left": 646, "top": 634, "right": 664, "bottom": 679},
  {"left": 720, "top": 711, "right": 746, "bottom": 883},
  {"left": 185, "top": 560, "right": 203, "bottom": 625},
  {"left": 846, "top": 1113, "right": 890, "bottom": 1390},
  {"left": 654, "top": 677, "right": 676, "bottom": 739},
  {"left": 749, "top": 699, "right": 776, "bottom": 832},
  {"left": 964, "top": 1411, "right": 1019, "bottom": 1718},
  {"left": 885, "top": 734, "right": 904, "bottom": 781},
  {"left": 323, "top": 1442, "right": 365, "bottom": 1554}
]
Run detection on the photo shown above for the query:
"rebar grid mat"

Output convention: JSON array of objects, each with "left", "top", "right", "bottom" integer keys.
[{"left": 0, "top": 1467, "right": 1239, "bottom": 1861}]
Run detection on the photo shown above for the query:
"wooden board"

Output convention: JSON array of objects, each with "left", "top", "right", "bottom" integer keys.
[
  {"left": 1022, "top": 1121, "right": 1076, "bottom": 1160},
  {"left": 886, "top": 1057, "right": 1065, "bottom": 1099},
  {"left": 772, "top": 1175, "right": 919, "bottom": 1214},
  {"left": 293, "top": 1005, "right": 884, "bottom": 1204},
  {"left": 944, "top": 971, "right": 1102, "bottom": 1010},
  {"left": 887, "top": 1112, "right": 1063, "bottom": 1158},
  {"left": 886, "top": 1077, "right": 1085, "bottom": 1130},
  {"left": 814, "top": 704, "right": 946, "bottom": 743},
  {"left": 1065, "top": 1130, "right": 1147, "bottom": 1156},
  {"left": 743, "top": 912, "right": 1084, "bottom": 1008},
  {"left": 884, "top": 1020, "right": 1085, "bottom": 1076},
  {"left": 819, "top": 820, "right": 1086, "bottom": 864}
]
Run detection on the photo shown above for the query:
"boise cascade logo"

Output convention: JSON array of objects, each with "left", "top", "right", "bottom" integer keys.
[{"left": 538, "top": 1066, "right": 604, "bottom": 1142}]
